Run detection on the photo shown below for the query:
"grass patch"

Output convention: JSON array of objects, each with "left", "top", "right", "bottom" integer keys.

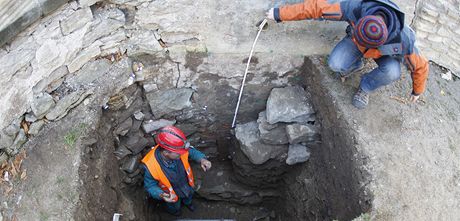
[{"left": 63, "top": 123, "right": 87, "bottom": 148}]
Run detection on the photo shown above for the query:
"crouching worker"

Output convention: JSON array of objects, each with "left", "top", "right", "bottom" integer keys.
[
  {"left": 266, "top": 0, "right": 429, "bottom": 109},
  {"left": 142, "top": 126, "right": 212, "bottom": 216}
]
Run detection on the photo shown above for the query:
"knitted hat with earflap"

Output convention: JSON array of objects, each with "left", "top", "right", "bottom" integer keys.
[{"left": 354, "top": 15, "right": 388, "bottom": 48}]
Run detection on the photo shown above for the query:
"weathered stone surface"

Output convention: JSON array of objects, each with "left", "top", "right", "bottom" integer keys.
[
  {"left": 0, "top": 132, "right": 14, "bottom": 150},
  {"left": 266, "top": 86, "right": 315, "bottom": 124},
  {"left": 146, "top": 88, "right": 194, "bottom": 118},
  {"left": 258, "top": 112, "right": 289, "bottom": 145},
  {"left": 38, "top": 0, "right": 68, "bottom": 15},
  {"left": 286, "top": 123, "right": 320, "bottom": 144},
  {"left": 32, "top": 66, "right": 68, "bottom": 94},
  {"left": 46, "top": 90, "right": 93, "bottom": 121},
  {"left": 82, "top": 8, "right": 125, "bottom": 48},
  {"left": 6, "top": 129, "right": 27, "bottom": 155},
  {"left": 231, "top": 140, "right": 288, "bottom": 188},
  {"left": 114, "top": 144, "right": 132, "bottom": 160},
  {"left": 0, "top": 151, "right": 7, "bottom": 165},
  {"left": 60, "top": 7, "right": 93, "bottom": 36},
  {"left": 115, "top": 117, "right": 133, "bottom": 136},
  {"left": 67, "top": 43, "right": 102, "bottom": 73},
  {"left": 31, "top": 93, "right": 55, "bottom": 119},
  {"left": 25, "top": 113, "right": 38, "bottom": 123},
  {"left": 28, "top": 120, "right": 46, "bottom": 136},
  {"left": 142, "top": 119, "right": 176, "bottom": 134},
  {"left": 4, "top": 119, "right": 21, "bottom": 138},
  {"left": 194, "top": 162, "right": 279, "bottom": 205},
  {"left": 235, "top": 121, "right": 287, "bottom": 165},
  {"left": 286, "top": 144, "right": 310, "bottom": 165},
  {"left": 257, "top": 111, "right": 279, "bottom": 131},
  {"left": 66, "top": 59, "right": 111, "bottom": 88},
  {"left": 78, "top": 0, "right": 100, "bottom": 7},
  {"left": 122, "top": 155, "right": 140, "bottom": 174},
  {"left": 122, "top": 135, "right": 149, "bottom": 155},
  {"left": 0, "top": 1, "right": 41, "bottom": 47}
]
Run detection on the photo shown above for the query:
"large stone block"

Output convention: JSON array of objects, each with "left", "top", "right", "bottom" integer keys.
[
  {"left": 67, "top": 43, "right": 102, "bottom": 73},
  {"left": 257, "top": 111, "right": 289, "bottom": 145},
  {"left": 60, "top": 7, "right": 93, "bottom": 35},
  {"left": 285, "top": 123, "right": 320, "bottom": 144},
  {"left": 286, "top": 144, "right": 310, "bottom": 165},
  {"left": 266, "top": 86, "right": 315, "bottom": 124},
  {"left": 146, "top": 88, "right": 194, "bottom": 118},
  {"left": 235, "top": 121, "right": 288, "bottom": 165}
]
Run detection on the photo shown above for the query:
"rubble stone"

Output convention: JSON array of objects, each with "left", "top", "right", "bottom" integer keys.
[
  {"left": 146, "top": 88, "right": 194, "bottom": 118},
  {"left": 60, "top": 7, "right": 93, "bottom": 36},
  {"left": 286, "top": 123, "right": 320, "bottom": 144},
  {"left": 31, "top": 93, "right": 55, "bottom": 119},
  {"left": 28, "top": 120, "right": 46, "bottom": 136},
  {"left": 266, "top": 86, "right": 315, "bottom": 124},
  {"left": 286, "top": 144, "right": 311, "bottom": 165},
  {"left": 235, "top": 121, "right": 288, "bottom": 165},
  {"left": 142, "top": 119, "right": 176, "bottom": 134}
]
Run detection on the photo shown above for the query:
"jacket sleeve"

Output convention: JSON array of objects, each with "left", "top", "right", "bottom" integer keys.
[
  {"left": 274, "top": 0, "right": 343, "bottom": 22},
  {"left": 143, "top": 165, "right": 164, "bottom": 200},
  {"left": 405, "top": 49, "right": 429, "bottom": 95},
  {"left": 188, "top": 147, "right": 206, "bottom": 163}
]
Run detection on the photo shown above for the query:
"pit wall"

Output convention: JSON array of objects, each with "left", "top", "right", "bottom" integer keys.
[{"left": 280, "top": 57, "right": 371, "bottom": 221}]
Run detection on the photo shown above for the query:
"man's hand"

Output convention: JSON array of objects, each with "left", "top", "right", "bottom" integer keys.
[
  {"left": 266, "top": 8, "right": 275, "bottom": 20},
  {"left": 410, "top": 94, "right": 420, "bottom": 103},
  {"left": 160, "top": 193, "right": 175, "bottom": 203},
  {"left": 200, "top": 159, "right": 212, "bottom": 172}
]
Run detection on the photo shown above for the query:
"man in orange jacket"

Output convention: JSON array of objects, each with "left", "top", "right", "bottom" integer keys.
[
  {"left": 142, "top": 126, "right": 212, "bottom": 216},
  {"left": 267, "top": 0, "right": 429, "bottom": 109}
]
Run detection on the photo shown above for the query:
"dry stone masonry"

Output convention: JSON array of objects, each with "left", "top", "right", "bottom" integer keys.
[{"left": 413, "top": 0, "right": 460, "bottom": 75}]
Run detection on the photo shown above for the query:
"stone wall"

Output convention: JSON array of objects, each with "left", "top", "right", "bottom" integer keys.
[{"left": 412, "top": 0, "right": 460, "bottom": 75}]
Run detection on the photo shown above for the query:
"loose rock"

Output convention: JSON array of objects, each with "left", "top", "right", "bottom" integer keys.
[
  {"left": 146, "top": 88, "right": 194, "bottom": 118},
  {"left": 285, "top": 123, "right": 320, "bottom": 144},
  {"left": 286, "top": 144, "right": 311, "bottom": 165},
  {"left": 142, "top": 119, "right": 176, "bottom": 134},
  {"left": 28, "top": 120, "right": 46, "bottom": 136},
  {"left": 115, "top": 117, "right": 133, "bottom": 136},
  {"left": 31, "top": 93, "right": 55, "bottom": 119},
  {"left": 266, "top": 86, "right": 315, "bottom": 124},
  {"left": 235, "top": 121, "right": 287, "bottom": 165},
  {"left": 46, "top": 90, "right": 93, "bottom": 121},
  {"left": 122, "top": 155, "right": 140, "bottom": 174}
]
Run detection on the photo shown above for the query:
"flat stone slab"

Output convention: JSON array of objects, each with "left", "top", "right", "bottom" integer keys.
[
  {"left": 146, "top": 88, "right": 194, "bottom": 118},
  {"left": 266, "top": 86, "right": 315, "bottom": 124}
]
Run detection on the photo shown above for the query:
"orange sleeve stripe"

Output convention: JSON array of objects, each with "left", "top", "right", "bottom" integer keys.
[{"left": 280, "top": 0, "right": 342, "bottom": 21}]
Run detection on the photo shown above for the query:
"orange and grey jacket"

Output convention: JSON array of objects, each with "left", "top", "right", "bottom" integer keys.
[
  {"left": 142, "top": 145, "right": 195, "bottom": 203},
  {"left": 274, "top": 0, "right": 429, "bottom": 95}
]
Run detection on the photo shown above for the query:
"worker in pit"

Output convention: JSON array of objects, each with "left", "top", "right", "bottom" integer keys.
[
  {"left": 266, "top": 0, "right": 429, "bottom": 109},
  {"left": 142, "top": 126, "right": 212, "bottom": 216}
]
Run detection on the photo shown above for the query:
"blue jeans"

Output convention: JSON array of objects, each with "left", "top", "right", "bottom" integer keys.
[
  {"left": 328, "top": 36, "right": 401, "bottom": 93},
  {"left": 164, "top": 194, "right": 193, "bottom": 214}
]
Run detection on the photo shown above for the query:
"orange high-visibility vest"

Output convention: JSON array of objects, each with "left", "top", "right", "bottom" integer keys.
[{"left": 141, "top": 145, "right": 195, "bottom": 202}]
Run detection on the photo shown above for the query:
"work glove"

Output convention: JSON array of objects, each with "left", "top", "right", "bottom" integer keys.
[
  {"left": 160, "top": 193, "right": 176, "bottom": 203},
  {"left": 266, "top": 8, "right": 275, "bottom": 20},
  {"left": 200, "top": 158, "right": 212, "bottom": 172}
]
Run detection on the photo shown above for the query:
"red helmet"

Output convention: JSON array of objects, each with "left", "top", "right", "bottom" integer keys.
[{"left": 154, "top": 126, "right": 189, "bottom": 155}]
